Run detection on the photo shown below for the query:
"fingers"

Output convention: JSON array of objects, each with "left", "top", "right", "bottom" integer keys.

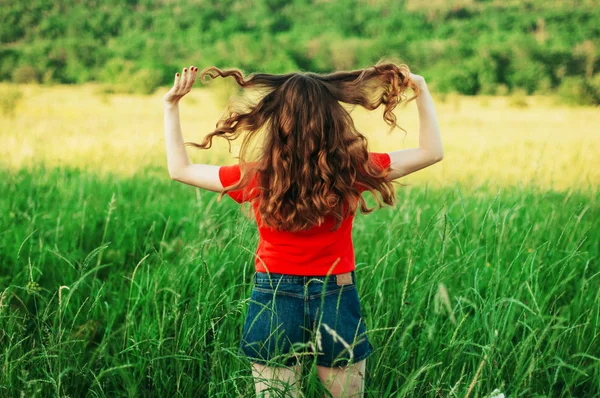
[
  {"left": 182, "top": 66, "right": 190, "bottom": 90},
  {"left": 168, "top": 65, "right": 197, "bottom": 101},
  {"left": 181, "top": 65, "right": 198, "bottom": 92},
  {"left": 188, "top": 66, "right": 198, "bottom": 90},
  {"left": 173, "top": 71, "right": 181, "bottom": 89}
]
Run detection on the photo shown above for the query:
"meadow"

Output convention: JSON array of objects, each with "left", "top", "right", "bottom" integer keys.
[{"left": 0, "top": 84, "right": 599, "bottom": 397}]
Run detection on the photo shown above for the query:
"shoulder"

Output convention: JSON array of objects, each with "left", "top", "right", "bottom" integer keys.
[
  {"left": 357, "top": 152, "right": 391, "bottom": 175},
  {"left": 368, "top": 152, "right": 391, "bottom": 169},
  {"left": 219, "top": 162, "right": 260, "bottom": 204},
  {"left": 219, "top": 162, "right": 260, "bottom": 185},
  {"left": 219, "top": 164, "right": 241, "bottom": 187}
]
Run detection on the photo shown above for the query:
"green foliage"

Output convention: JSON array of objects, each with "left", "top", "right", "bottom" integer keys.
[
  {"left": 508, "top": 58, "right": 547, "bottom": 95},
  {"left": 0, "top": 0, "right": 599, "bottom": 99},
  {"left": 507, "top": 88, "right": 529, "bottom": 108},
  {"left": 473, "top": 51, "right": 501, "bottom": 95},
  {"left": 0, "top": 84, "right": 23, "bottom": 117},
  {"left": 12, "top": 65, "right": 40, "bottom": 84},
  {"left": 129, "top": 69, "right": 163, "bottom": 95},
  {"left": 431, "top": 59, "right": 480, "bottom": 95},
  {"left": 98, "top": 59, "right": 163, "bottom": 95},
  {"left": 557, "top": 76, "right": 600, "bottom": 106},
  {"left": 535, "top": 76, "right": 553, "bottom": 95},
  {"left": 496, "top": 84, "right": 510, "bottom": 96},
  {"left": 588, "top": 73, "right": 600, "bottom": 98}
]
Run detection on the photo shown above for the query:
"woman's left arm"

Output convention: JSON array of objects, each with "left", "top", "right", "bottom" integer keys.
[{"left": 164, "top": 65, "right": 223, "bottom": 192}]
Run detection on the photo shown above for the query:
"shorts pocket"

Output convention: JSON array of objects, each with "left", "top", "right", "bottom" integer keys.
[
  {"left": 306, "top": 283, "right": 371, "bottom": 367},
  {"left": 240, "top": 287, "right": 306, "bottom": 366},
  {"left": 306, "top": 279, "right": 356, "bottom": 299}
]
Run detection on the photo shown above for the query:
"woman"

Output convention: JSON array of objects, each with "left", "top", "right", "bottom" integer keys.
[{"left": 163, "top": 61, "right": 442, "bottom": 397}]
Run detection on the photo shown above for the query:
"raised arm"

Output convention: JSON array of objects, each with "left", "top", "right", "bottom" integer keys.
[
  {"left": 386, "top": 73, "right": 443, "bottom": 181},
  {"left": 163, "top": 65, "right": 222, "bottom": 192}
]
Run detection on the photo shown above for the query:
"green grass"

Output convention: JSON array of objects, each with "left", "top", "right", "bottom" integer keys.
[{"left": 0, "top": 165, "right": 598, "bottom": 397}]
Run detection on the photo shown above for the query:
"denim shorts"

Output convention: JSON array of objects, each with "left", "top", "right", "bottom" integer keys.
[{"left": 238, "top": 270, "right": 374, "bottom": 368}]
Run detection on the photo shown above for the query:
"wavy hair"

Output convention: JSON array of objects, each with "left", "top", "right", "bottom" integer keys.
[{"left": 186, "top": 59, "right": 420, "bottom": 232}]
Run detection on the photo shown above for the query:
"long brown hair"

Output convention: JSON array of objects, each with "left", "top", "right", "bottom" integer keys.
[{"left": 186, "top": 59, "right": 420, "bottom": 232}]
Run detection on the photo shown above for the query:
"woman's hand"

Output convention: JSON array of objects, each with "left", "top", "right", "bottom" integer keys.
[
  {"left": 409, "top": 72, "right": 427, "bottom": 89},
  {"left": 163, "top": 65, "right": 198, "bottom": 106}
]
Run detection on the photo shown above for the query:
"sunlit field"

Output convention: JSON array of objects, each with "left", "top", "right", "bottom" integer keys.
[
  {"left": 1, "top": 84, "right": 599, "bottom": 397},
  {"left": 1, "top": 84, "right": 598, "bottom": 191}
]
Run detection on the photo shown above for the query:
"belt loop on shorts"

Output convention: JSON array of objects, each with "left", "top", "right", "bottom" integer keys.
[{"left": 336, "top": 271, "right": 353, "bottom": 286}]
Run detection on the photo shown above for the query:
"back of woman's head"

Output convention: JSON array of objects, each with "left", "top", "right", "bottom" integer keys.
[{"left": 188, "top": 59, "right": 420, "bottom": 233}]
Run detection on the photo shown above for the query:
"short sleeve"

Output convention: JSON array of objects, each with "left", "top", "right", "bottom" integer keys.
[
  {"left": 369, "top": 152, "right": 391, "bottom": 172},
  {"left": 218, "top": 164, "right": 245, "bottom": 203},
  {"left": 356, "top": 152, "right": 392, "bottom": 193}
]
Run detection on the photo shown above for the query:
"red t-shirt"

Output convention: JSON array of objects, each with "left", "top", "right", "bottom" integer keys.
[{"left": 218, "top": 152, "right": 392, "bottom": 276}]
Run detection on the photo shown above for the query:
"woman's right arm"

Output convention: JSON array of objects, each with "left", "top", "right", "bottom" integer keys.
[{"left": 386, "top": 74, "right": 443, "bottom": 181}]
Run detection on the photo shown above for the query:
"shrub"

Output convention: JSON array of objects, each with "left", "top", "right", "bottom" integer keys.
[
  {"left": 12, "top": 65, "right": 39, "bottom": 84},
  {"left": 496, "top": 84, "right": 509, "bottom": 96},
  {"left": 507, "top": 88, "right": 528, "bottom": 108},
  {"left": 589, "top": 74, "right": 600, "bottom": 98},
  {"left": 0, "top": 84, "right": 24, "bottom": 117},
  {"left": 129, "top": 69, "right": 163, "bottom": 95},
  {"left": 535, "top": 76, "right": 553, "bottom": 95},
  {"left": 432, "top": 64, "right": 479, "bottom": 95},
  {"left": 479, "top": 82, "right": 498, "bottom": 95},
  {"left": 99, "top": 68, "right": 164, "bottom": 95},
  {"left": 507, "top": 59, "right": 547, "bottom": 94},
  {"left": 557, "top": 76, "right": 599, "bottom": 106},
  {"left": 97, "top": 59, "right": 163, "bottom": 95},
  {"left": 472, "top": 50, "right": 500, "bottom": 94}
]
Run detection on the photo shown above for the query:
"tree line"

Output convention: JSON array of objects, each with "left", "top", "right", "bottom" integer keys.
[{"left": 1, "top": 0, "right": 599, "bottom": 104}]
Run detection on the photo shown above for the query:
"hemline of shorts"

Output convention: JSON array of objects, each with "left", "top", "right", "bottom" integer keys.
[{"left": 239, "top": 345, "right": 373, "bottom": 368}]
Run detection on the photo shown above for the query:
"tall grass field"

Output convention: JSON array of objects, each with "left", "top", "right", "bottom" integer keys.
[{"left": 0, "top": 84, "right": 599, "bottom": 397}]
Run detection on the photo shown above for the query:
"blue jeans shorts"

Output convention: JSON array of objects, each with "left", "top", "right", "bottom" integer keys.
[{"left": 238, "top": 270, "right": 374, "bottom": 368}]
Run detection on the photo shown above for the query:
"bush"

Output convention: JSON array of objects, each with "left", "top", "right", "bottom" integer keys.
[
  {"left": 507, "top": 88, "right": 528, "bottom": 108},
  {"left": 479, "top": 82, "right": 498, "bottom": 95},
  {"left": 0, "top": 48, "right": 20, "bottom": 81},
  {"left": 0, "top": 84, "right": 24, "bottom": 117},
  {"left": 431, "top": 59, "right": 479, "bottom": 95},
  {"left": 472, "top": 50, "right": 500, "bottom": 95},
  {"left": 100, "top": 68, "right": 164, "bottom": 95},
  {"left": 129, "top": 69, "right": 163, "bottom": 95},
  {"left": 589, "top": 74, "right": 600, "bottom": 98},
  {"left": 496, "top": 84, "right": 509, "bottom": 96},
  {"left": 12, "top": 65, "right": 39, "bottom": 84},
  {"left": 508, "top": 59, "right": 547, "bottom": 94},
  {"left": 535, "top": 76, "right": 553, "bottom": 95},
  {"left": 97, "top": 59, "right": 163, "bottom": 95},
  {"left": 557, "top": 76, "right": 599, "bottom": 106}
]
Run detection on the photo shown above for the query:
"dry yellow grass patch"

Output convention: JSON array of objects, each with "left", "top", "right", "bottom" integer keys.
[{"left": 1, "top": 83, "right": 598, "bottom": 192}]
